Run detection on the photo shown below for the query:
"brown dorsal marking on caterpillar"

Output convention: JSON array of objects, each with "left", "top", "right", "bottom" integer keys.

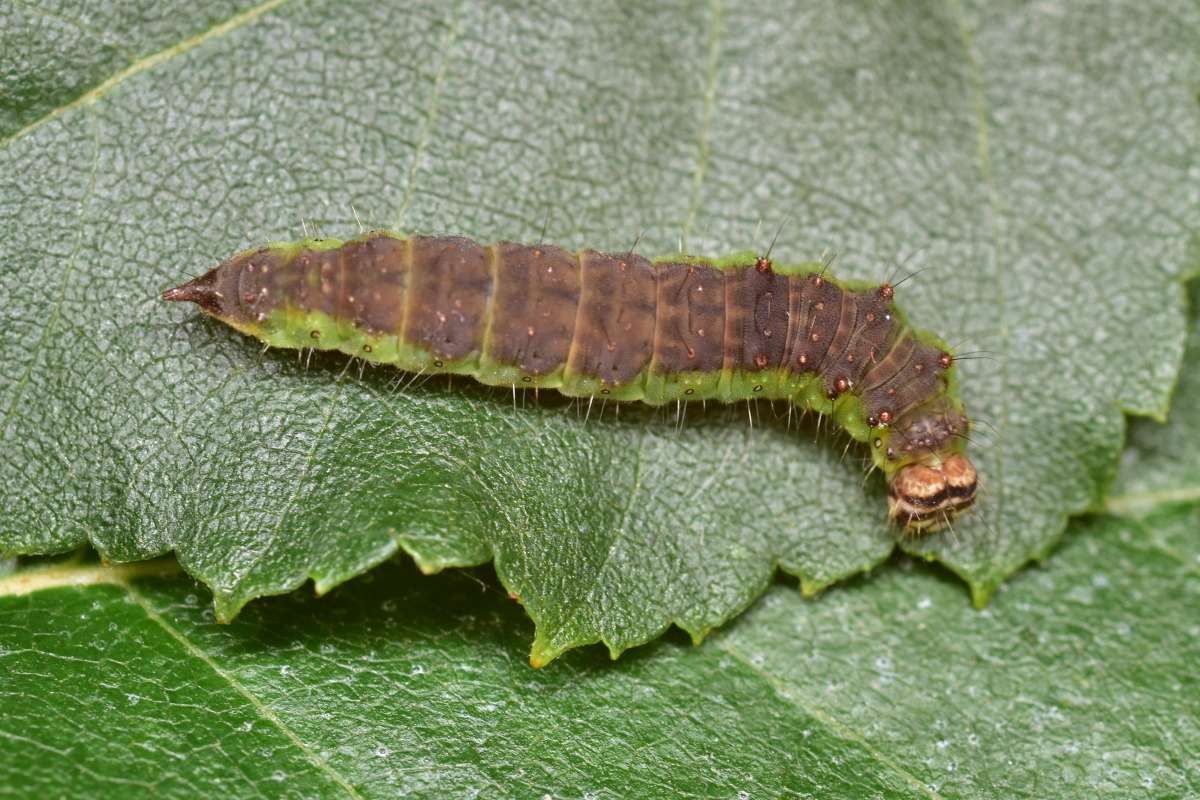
[
  {"left": 486, "top": 242, "right": 580, "bottom": 375},
  {"left": 346, "top": 235, "right": 409, "bottom": 336},
  {"left": 334, "top": 243, "right": 359, "bottom": 341},
  {"left": 861, "top": 332, "right": 916, "bottom": 421},
  {"left": 340, "top": 241, "right": 381, "bottom": 334},
  {"left": 723, "top": 261, "right": 790, "bottom": 372},
  {"left": 720, "top": 267, "right": 747, "bottom": 373},
  {"left": 651, "top": 261, "right": 725, "bottom": 373},
  {"left": 280, "top": 247, "right": 314, "bottom": 316},
  {"left": 567, "top": 250, "right": 657, "bottom": 385},
  {"left": 402, "top": 236, "right": 490, "bottom": 359},
  {"left": 817, "top": 280, "right": 860, "bottom": 395},
  {"left": 235, "top": 246, "right": 334, "bottom": 334},
  {"left": 865, "top": 340, "right": 949, "bottom": 423},
  {"left": 228, "top": 247, "right": 288, "bottom": 321},
  {"left": 779, "top": 273, "right": 808, "bottom": 370},
  {"left": 823, "top": 288, "right": 896, "bottom": 393},
  {"left": 338, "top": 237, "right": 399, "bottom": 336},
  {"left": 784, "top": 273, "right": 841, "bottom": 372},
  {"left": 320, "top": 248, "right": 346, "bottom": 324}
]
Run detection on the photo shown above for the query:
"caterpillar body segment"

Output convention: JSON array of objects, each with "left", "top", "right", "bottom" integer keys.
[{"left": 164, "top": 231, "right": 976, "bottom": 531}]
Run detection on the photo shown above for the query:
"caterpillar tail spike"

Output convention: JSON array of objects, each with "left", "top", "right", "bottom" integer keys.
[{"left": 164, "top": 231, "right": 977, "bottom": 532}]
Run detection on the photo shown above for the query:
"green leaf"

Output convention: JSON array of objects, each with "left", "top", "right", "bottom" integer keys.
[
  {"left": 3, "top": 513, "right": 1197, "bottom": 796},
  {"left": 1, "top": 0, "right": 1197, "bottom": 662},
  {"left": 1107, "top": 280, "right": 1200, "bottom": 520},
  {"left": 0, "top": 1, "right": 287, "bottom": 139},
  {"left": 2, "top": 560, "right": 933, "bottom": 798},
  {"left": 1104, "top": 279, "right": 1200, "bottom": 570},
  {"left": 3, "top": 290, "right": 1199, "bottom": 797}
]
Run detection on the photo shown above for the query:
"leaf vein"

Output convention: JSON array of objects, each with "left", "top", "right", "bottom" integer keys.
[
  {"left": 9, "top": 0, "right": 138, "bottom": 64},
  {"left": 122, "top": 582, "right": 365, "bottom": 799},
  {"left": 680, "top": 0, "right": 723, "bottom": 250},
  {"left": 0, "top": 108, "right": 102, "bottom": 445},
  {"left": 0, "top": 0, "right": 293, "bottom": 150},
  {"left": 715, "top": 639, "right": 944, "bottom": 800},
  {"left": 394, "top": 3, "right": 464, "bottom": 230},
  {"left": 533, "top": 429, "right": 648, "bottom": 663},
  {"left": 227, "top": 364, "right": 351, "bottom": 607},
  {"left": 1104, "top": 485, "right": 1200, "bottom": 515}
]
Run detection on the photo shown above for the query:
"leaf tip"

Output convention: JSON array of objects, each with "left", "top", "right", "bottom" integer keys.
[
  {"left": 798, "top": 575, "right": 826, "bottom": 598},
  {"left": 969, "top": 581, "right": 996, "bottom": 609},
  {"left": 212, "top": 592, "right": 247, "bottom": 624},
  {"left": 415, "top": 560, "right": 443, "bottom": 576},
  {"left": 528, "top": 637, "right": 560, "bottom": 669}
]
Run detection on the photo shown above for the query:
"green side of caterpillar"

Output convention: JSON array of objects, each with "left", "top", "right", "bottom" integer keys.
[{"left": 164, "top": 231, "right": 977, "bottom": 530}]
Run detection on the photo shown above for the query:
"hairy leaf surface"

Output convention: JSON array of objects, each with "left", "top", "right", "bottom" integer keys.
[{"left": 1, "top": 0, "right": 1197, "bottom": 661}]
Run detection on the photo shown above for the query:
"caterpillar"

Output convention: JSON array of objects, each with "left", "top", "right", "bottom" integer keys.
[{"left": 163, "top": 232, "right": 977, "bottom": 531}]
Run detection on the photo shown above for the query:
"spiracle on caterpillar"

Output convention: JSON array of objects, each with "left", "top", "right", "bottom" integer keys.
[{"left": 163, "top": 232, "right": 977, "bottom": 531}]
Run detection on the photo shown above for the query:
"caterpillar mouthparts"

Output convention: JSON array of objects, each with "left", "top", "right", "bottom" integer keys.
[{"left": 165, "top": 231, "right": 975, "bottom": 533}]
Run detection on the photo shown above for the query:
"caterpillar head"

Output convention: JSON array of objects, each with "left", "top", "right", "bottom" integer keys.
[{"left": 887, "top": 453, "right": 977, "bottom": 532}]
